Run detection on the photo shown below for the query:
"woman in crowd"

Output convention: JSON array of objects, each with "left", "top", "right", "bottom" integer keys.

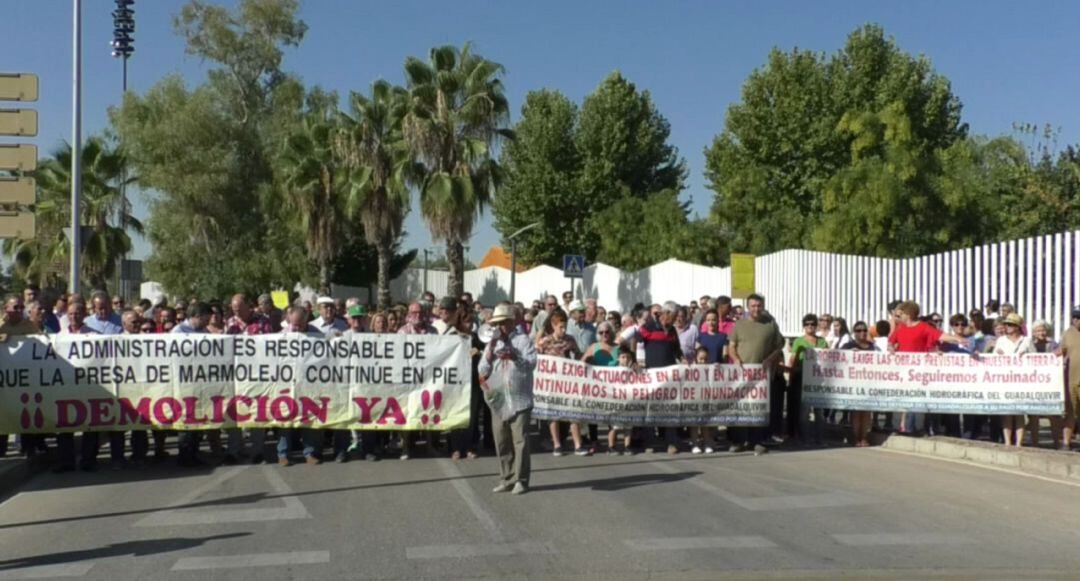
[
  {"left": 691, "top": 309, "right": 728, "bottom": 454},
  {"left": 582, "top": 321, "right": 620, "bottom": 367},
  {"left": 989, "top": 313, "right": 1032, "bottom": 446},
  {"left": 537, "top": 311, "right": 586, "bottom": 456},
  {"left": 828, "top": 317, "right": 851, "bottom": 350},
  {"left": 206, "top": 303, "right": 226, "bottom": 334},
  {"left": 788, "top": 314, "right": 828, "bottom": 445},
  {"left": 369, "top": 311, "right": 388, "bottom": 334},
  {"left": 674, "top": 306, "right": 699, "bottom": 366},
  {"left": 1027, "top": 320, "right": 1058, "bottom": 447},
  {"left": 448, "top": 301, "right": 486, "bottom": 461},
  {"left": 696, "top": 309, "right": 728, "bottom": 364},
  {"left": 841, "top": 321, "right": 877, "bottom": 446},
  {"left": 891, "top": 301, "right": 963, "bottom": 434},
  {"left": 387, "top": 309, "right": 401, "bottom": 333}
]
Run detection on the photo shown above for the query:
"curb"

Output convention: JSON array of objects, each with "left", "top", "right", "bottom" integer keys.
[{"left": 879, "top": 433, "right": 1080, "bottom": 482}]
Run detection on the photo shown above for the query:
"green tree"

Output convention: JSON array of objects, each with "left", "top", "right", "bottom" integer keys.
[
  {"left": 3, "top": 138, "right": 142, "bottom": 291},
  {"left": 575, "top": 72, "right": 686, "bottom": 258},
  {"left": 403, "top": 44, "right": 512, "bottom": 297},
  {"left": 336, "top": 80, "right": 414, "bottom": 308},
  {"left": 491, "top": 90, "right": 580, "bottom": 266},
  {"left": 592, "top": 191, "right": 726, "bottom": 271},
  {"left": 279, "top": 111, "right": 348, "bottom": 293},
  {"left": 111, "top": 0, "right": 316, "bottom": 298},
  {"left": 493, "top": 74, "right": 687, "bottom": 266},
  {"left": 705, "top": 24, "right": 966, "bottom": 256}
]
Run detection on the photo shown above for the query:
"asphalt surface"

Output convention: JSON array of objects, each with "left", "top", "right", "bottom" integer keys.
[{"left": 2, "top": 442, "right": 1080, "bottom": 580}]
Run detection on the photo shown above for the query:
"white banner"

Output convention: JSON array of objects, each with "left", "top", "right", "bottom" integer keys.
[
  {"left": 532, "top": 355, "right": 770, "bottom": 426},
  {"left": 802, "top": 349, "right": 1065, "bottom": 414},
  {"left": 0, "top": 334, "right": 471, "bottom": 433}
]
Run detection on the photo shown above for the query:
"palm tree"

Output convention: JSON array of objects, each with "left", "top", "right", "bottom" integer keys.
[
  {"left": 279, "top": 110, "right": 348, "bottom": 294},
  {"left": 2, "top": 138, "right": 142, "bottom": 291},
  {"left": 402, "top": 44, "right": 512, "bottom": 297},
  {"left": 335, "top": 80, "right": 414, "bottom": 310}
]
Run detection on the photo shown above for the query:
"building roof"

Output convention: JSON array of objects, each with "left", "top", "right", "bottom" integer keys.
[{"left": 477, "top": 245, "right": 525, "bottom": 271}]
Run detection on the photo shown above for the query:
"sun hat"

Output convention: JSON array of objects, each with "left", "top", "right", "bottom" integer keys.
[{"left": 489, "top": 304, "right": 515, "bottom": 324}]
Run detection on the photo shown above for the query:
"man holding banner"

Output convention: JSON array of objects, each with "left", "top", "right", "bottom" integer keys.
[
  {"left": 480, "top": 304, "right": 536, "bottom": 495},
  {"left": 728, "top": 293, "right": 784, "bottom": 455}
]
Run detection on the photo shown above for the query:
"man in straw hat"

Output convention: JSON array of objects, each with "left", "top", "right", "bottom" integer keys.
[{"left": 479, "top": 302, "right": 537, "bottom": 495}]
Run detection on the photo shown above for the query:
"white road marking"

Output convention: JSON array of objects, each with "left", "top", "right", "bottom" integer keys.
[
  {"left": 171, "top": 551, "right": 330, "bottom": 571},
  {"left": 651, "top": 460, "right": 870, "bottom": 511},
  {"left": 0, "top": 563, "right": 94, "bottom": 579},
  {"left": 436, "top": 459, "right": 501, "bottom": 539},
  {"left": 624, "top": 536, "right": 778, "bottom": 550},
  {"left": 134, "top": 466, "right": 311, "bottom": 527},
  {"left": 406, "top": 542, "right": 554, "bottom": 560},
  {"left": 832, "top": 532, "right": 972, "bottom": 546}
]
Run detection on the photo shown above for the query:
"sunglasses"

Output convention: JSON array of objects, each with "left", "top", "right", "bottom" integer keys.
[
  {"left": 931, "top": 319, "right": 943, "bottom": 324},
  {"left": 804, "top": 322, "right": 817, "bottom": 327},
  {"left": 853, "top": 328, "right": 868, "bottom": 333}
]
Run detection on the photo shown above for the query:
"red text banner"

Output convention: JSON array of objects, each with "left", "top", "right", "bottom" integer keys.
[
  {"left": 0, "top": 334, "right": 470, "bottom": 433},
  {"left": 802, "top": 349, "right": 1065, "bottom": 414},
  {"left": 532, "top": 355, "right": 770, "bottom": 426}
]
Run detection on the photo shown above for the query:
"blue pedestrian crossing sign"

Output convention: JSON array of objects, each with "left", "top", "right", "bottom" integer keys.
[{"left": 563, "top": 254, "right": 585, "bottom": 278}]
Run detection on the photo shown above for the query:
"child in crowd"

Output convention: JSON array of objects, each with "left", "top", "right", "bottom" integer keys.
[
  {"left": 691, "top": 346, "right": 716, "bottom": 454},
  {"left": 608, "top": 349, "right": 638, "bottom": 455}
]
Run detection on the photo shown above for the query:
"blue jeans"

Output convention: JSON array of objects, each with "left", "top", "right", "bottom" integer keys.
[{"left": 276, "top": 429, "right": 319, "bottom": 458}]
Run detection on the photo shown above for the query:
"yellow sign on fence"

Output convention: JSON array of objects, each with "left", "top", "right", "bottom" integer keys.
[{"left": 730, "top": 253, "right": 755, "bottom": 299}]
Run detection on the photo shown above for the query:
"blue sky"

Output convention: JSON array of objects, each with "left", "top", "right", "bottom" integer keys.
[{"left": 2, "top": 1, "right": 1078, "bottom": 264}]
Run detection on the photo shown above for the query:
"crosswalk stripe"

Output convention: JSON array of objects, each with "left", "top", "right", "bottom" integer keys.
[
  {"left": 625, "top": 536, "right": 778, "bottom": 550},
  {"left": 171, "top": 551, "right": 330, "bottom": 571}
]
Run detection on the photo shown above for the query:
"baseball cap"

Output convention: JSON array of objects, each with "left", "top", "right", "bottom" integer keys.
[
  {"left": 439, "top": 296, "right": 459, "bottom": 311},
  {"left": 1071, "top": 306, "right": 1080, "bottom": 318},
  {"left": 568, "top": 300, "right": 586, "bottom": 312},
  {"left": 316, "top": 296, "right": 334, "bottom": 306},
  {"left": 347, "top": 305, "right": 366, "bottom": 317}
]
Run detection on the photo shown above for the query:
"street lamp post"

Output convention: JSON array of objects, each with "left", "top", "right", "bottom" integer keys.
[
  {"left": 507, "top": 222, "right": 540, "bottom": 303},
  {"left": 111, "top": 0, "right": 134, "bottom": 297},
  {"left": 70, "top": 0, "right": 82, "bottom": 294}
]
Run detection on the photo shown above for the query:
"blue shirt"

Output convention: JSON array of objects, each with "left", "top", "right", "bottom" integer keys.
[
  {"left": 83, "top": 313, "right": 123, "bottom": 335},
  {"left": 697, "top": 332, "right": 728, "bottom": 363}
]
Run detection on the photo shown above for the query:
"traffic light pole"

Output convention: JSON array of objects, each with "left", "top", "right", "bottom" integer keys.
[{"left": 70, "top": 0, "right": 82, "bottom": 294}]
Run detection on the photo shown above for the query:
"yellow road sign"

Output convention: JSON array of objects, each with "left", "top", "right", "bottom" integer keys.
[{"left": 731, "top": 253, "right": 756, "bottom": 299}]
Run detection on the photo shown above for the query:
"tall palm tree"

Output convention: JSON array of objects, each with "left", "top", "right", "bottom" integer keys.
[
  {"left": 403, "top": 44, "right": 512, "bottom": 297},
  {"left": 336, "top": 80, "right": 414, "bottom": 310},
  {"left": 2, "top": 138, "right": 142, "bottom": 291},
  {"left": 279, "top": 110, "right": 348, "bottom": 294}
]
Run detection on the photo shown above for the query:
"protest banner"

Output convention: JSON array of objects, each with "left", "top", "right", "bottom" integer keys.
[
  {"left": 532, "top": 355, "right": 770, "bottom": 426},
  {"left": 802, "top": 349, "right": 1065, "bottom": 414},
  {"left": 0, "top": 334, "right": 470, "bottom": 433}
]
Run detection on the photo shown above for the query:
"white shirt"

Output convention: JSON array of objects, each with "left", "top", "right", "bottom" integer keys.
[
  {"left": 992, "top": 335, "right": 1032, "bottom": 355},
  {"left": 311, "top": 316, "right": 348, "bottom": 337}
]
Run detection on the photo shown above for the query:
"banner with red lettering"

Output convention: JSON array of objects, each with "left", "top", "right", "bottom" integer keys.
[
  {"left": 532, "top": 355, "right": 770, "bottom": 426},
  {"left": 0, "top": 334, "right": 470, "bottom": 433},
  {"left": 802, "top": 349, "right": 1065, "bottom": 414}
]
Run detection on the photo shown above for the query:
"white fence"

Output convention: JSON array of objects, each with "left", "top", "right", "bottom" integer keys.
[{"left": 391, "top": 231, "right": 1080, "bottom": 338}]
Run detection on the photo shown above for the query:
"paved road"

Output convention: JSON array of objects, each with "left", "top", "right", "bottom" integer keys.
[{"left": 2, "top": 445, "right": 1080, "bottom": 579}]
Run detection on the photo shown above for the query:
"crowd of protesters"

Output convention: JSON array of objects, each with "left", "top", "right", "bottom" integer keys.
[{"left": 1, "top": 284, "right": 1079, "bottom": 497}]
